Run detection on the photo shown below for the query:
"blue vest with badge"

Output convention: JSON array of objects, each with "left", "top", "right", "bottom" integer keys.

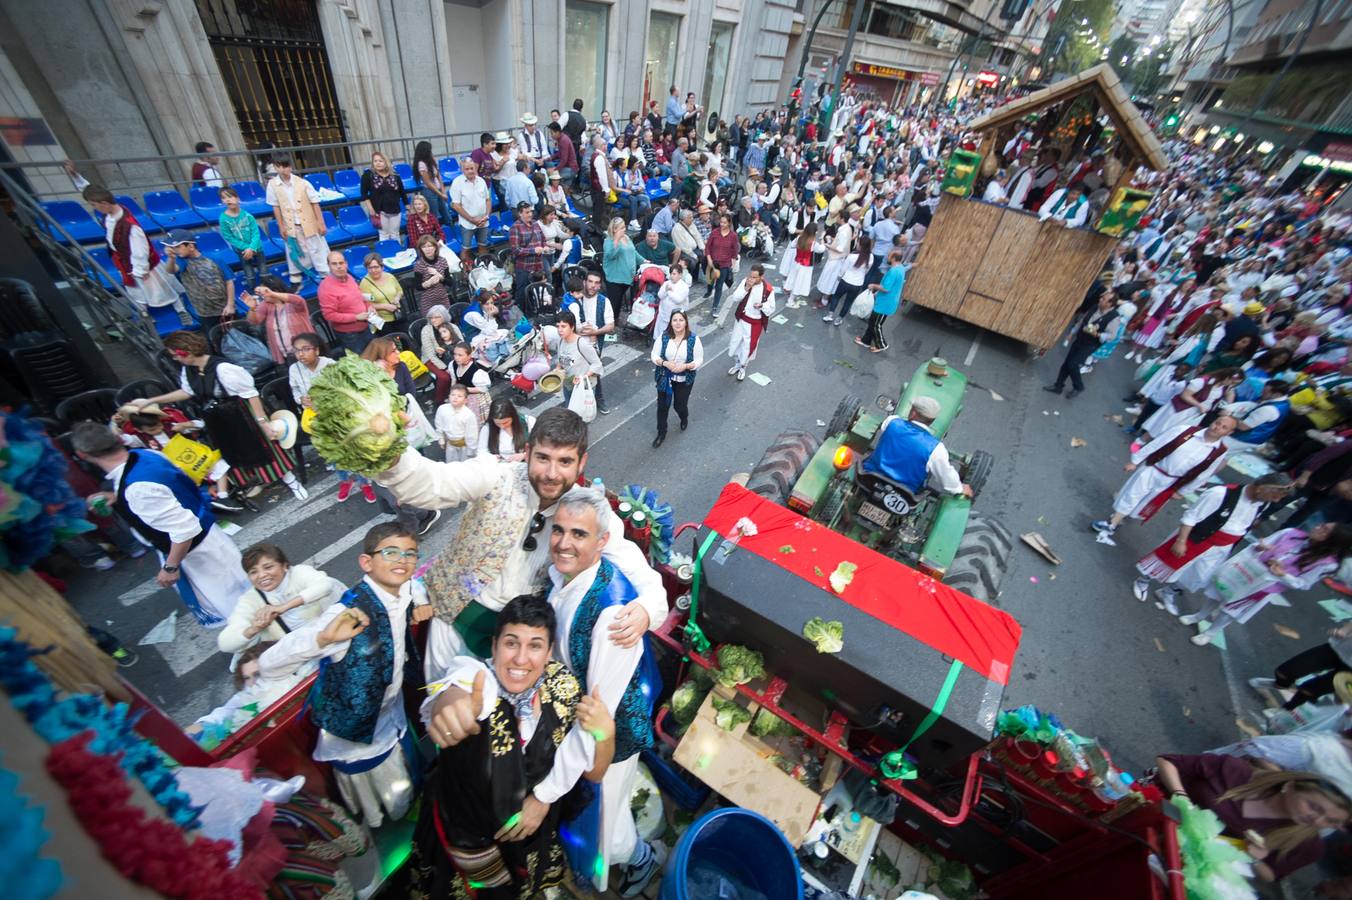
[
  {"left": 113, "top": 449, "right": 215, "bottom": 554},
  {"left": 310, "top": 580, "right": 398, "bottom": 747},
  {"left": 1233, "top": 398, "right": 1290, "bottom": 445},
  {"left": 861, "top": 419, "right": 939, "bottom": 494}
]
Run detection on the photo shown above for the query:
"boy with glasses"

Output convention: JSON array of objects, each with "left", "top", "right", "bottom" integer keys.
[{"left": 258, "top": 522, "right": 434, "bottom": 827}]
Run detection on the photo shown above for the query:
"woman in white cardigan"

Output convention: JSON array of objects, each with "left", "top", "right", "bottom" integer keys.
[{"left": 217, "top": 542, "right": 347, "bottom": 653}]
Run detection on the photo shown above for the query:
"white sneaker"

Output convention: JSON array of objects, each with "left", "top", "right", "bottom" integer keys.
[
  {"left": 1177, "top": 612, "right": 1203, "bottom": 626},
  {"left": 630, "top": 219, "right": 640, "bottom": 231},
  {"left": 1132, "top": 578, "right": 1150, "bottom": 602},
  {"left": 823, "top": 313, "right": 835, "bottom": 322},
  {"left": 728, "top": 364, "right": 739, "bottom": 376},
  {"left": 288, "top": 481, "right": 309, "bottom": 501},
  {"left": 1079, "top": 364, "right": 1093, "bottom": 374},
  {"left": 736, "top": 369, "right": 746, "bottom": 381},
  {"left": 91, "top": 556, "right": 117, "bottom": 571},
  {"left": 1125, "top": 405, "right": 1143, "bottom": 415},
  {"left": 1157, "top": 592, "right": 1181, "bottom": 616},
  {"left": 1190, "top": 632, "right": 1213, "bottom": 646},
  {"left": 1247, "top": 677, "right": 1276, "bottom": 692}
]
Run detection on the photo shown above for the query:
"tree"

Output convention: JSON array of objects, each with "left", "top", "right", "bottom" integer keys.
[
  {"left": 1042, "top": 0, "right": 1115, "bottom": 78},
  {"left": 1131, "top": 42, "right": 1174, "bottom": 97},
  {"left": 1108, "top": 35, "right": 1139, "bottom": 80}
]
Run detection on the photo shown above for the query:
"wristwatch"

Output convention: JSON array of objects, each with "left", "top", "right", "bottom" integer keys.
[{"left": 161, "top": 564, "right": 180, "bottom": 573}]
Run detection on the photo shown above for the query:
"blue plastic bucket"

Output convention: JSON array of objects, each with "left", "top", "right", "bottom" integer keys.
[{"left": 658, "top": 807, "right": 803, "bottom": 900}]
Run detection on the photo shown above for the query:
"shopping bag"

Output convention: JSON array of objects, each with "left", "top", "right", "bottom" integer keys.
[
  {"left": 849, "top": 290, "right": 875, "bottom": 319},
  {"left": 220, "top": 326, "right": 275, "bottom": 375},
  {"left": 401, "top": 393, "right": 437, "bottom": 448},
  {"left": 400, "top": 350, "right": 429, "bottom": 380},
  {"left": 568, "top": 378, "right": 597, "bottom": 423},
  {"left": 163, "top": 434, "right": 222, "bottom": 484},
  {"left": 1211, "top": 547, "right": 1279, "bottom": 603}
]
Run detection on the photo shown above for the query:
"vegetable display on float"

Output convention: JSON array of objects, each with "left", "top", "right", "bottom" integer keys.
[{"left": 307, "top": 353, "right": 409, "bottom": 476}]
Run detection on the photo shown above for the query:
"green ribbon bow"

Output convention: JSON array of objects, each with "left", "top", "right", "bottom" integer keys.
[{"left": 880, "top": 659, "right": 964, "bottom": 781}]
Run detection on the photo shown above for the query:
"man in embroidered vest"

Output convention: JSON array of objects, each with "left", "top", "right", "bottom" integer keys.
[
  {"left": 71, "top": 423, "right": 248, "bottom": 627},
  {"left": 428, "top": 487, "right": 664, "bottom": 896},
  {"left": 1091, "top": 414, "right": 1239, "bottom": 546},
  {"left": 724, "top": 263, "right": 776, "bottom": 382},
  {"left": 258, "top": 523, "right": 433, "bottom": 827},
  {"left": 861, "top": 396, "right": 971, "bottom": 498},
  {"left": 372, "top": 406, "right": 668, "bottom": 676},
  {"left": 82, "top": 185, "right": 192, "bottom": 325},
  {"left": 265, "top": 155, "right": 330, "bottom": 284}
]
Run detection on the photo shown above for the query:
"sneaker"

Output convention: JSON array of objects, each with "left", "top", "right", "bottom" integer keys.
[
  {"left": 1132, "top": 577, "right": 1151, "bottom": 602},
  {"left": 1042, "top": 384, "right": 1064, "bottom": 394},
  {"left": 728, "top": 364, "right": 740, "bottom": 376},
  {"left": 598, "top": 406, "right": 611, "bottom": 415},
  {"left": 126, "top": 545, "right": 148, "bottom": 559},
  {"left": 1125, "top": 404, "right": 1143, "bottom": 415},
  {"left": 361, "top": 483, "right": 378, "bottom": 503},
  {"left": 1190, "top": 632, "right": 1213, "bottom": 646},
  {"left": 111, "top": 646, "right": 139, "bottom": 668},
  {"left": 288, "top": 481, "right": 309, "bottom": 501},
  {"left": 336, "top": 479, "right": 354, "bottom": 502},
  {"left": 833, "top": 316, "right": 844, "bottom": 326},
  {"left": 1156, "top": 591, "right": 1181, "bottom": 616},
  {"left": 1079, "top": 364, "right": 1093, "bottom": 374},
  {"left": 629, "top": 219, "right": 640, "bottom": 231},
  {"left": 1178, "top": 612, "right": 1203, "bottom": 626},
  {"left": 1090, "top": 519, "right": 1115, "bottom": 534},
  {"left": 90, "top": 555, "right": 117, "bottom": 571},
  {"left": 417, "top": 509, "right": 442, "bottom": 535},
  {"left": 736, "top": 369, "right": 745, "bottom": 381},
  {"left": 615, "top": 842, "right": 661, "bottom": 898},
  {"left": 210, "top": 497, "right": 246, "bottom": 514},
  {"left": 823, "top": 312, "right": 835, "bottom": 322},
  {"left": 1248, "top": 676, "right": 1277, "bottom": 693}
]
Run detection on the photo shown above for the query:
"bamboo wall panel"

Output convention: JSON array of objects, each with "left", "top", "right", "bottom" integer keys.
[
  {"left": 967, "top": 209, "right": 1043, "bottom": 301},
  {"left": 907, "top": 195, "right": 1001, "bottom": 316},
  {"left": 999, "top": 226, "right": 1115, "bottom": 346}
]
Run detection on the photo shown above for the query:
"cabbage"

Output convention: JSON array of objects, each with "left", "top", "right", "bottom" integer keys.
[
  {"left": 308, "top": 352, "right": 409, "bottom": 476},
  {"left": 713, "top": 645, "right": 765, "bottom": 688},
  {"left": 670, "top": 679, "right": 712, "bottom": 725},
  {"left": 802, "top": 617, "right": 844, "bottom": 654},
  {"left": 712, "top": 697, "right": 751, "bottom": 732},
  {"left": 749, "top": 708, "right": 798, "bottom": 738}
]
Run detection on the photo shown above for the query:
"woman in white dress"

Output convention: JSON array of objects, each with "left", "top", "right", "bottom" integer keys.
[
  {"left": 654, "top": 259, "right": 691, "bottom": 337},
  {"left": 1140, "top": 368, "right": 1243, "bottom": 442},
  {"left": 779, "top": 223, "right": 822, "bottom": 305}
]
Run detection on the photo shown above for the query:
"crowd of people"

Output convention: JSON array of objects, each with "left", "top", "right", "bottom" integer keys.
[{"left": 39, "top": 70, "right": 1352, "bottom": 894}]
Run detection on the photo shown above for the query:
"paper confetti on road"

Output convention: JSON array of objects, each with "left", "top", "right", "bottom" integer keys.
[
  {"left": 989, "top": 390, "right": 1005, "bottom": 401},
  {"left": 748, "top": 372, "right": 773, "bottom": 386},
  {"left": 1318, "top": 598, "right": 1352, "bottom": 622},
  {"left": 140, "top": 611, "right": 178, "bottom": 645},
  {"left": 1041, "top": 410, "right": 1049, "bottom": 416},
  {"left": 1052, "top": 410, "right": 1060, "bottom": 416},
  {"left": 771, "top": 315, "right": 789, "bottom": 324},
  {"left": 1095, "top": 531, "right": 1118, "bottom": 546},
  {"left": 1153, "top": 638, "right": 1166, "bottom": 653},
  {"left": 816, "top": 420, "right": 827, "bottom": 427},
  {"left": 1071, "top": 437, "right": 1087, "bottom": 448},
  {"left": 795, "top": 322, "right": 804, "bottom": 328},
  {"left": 1104, "top": 414, "right": 1124, "bottom": 425},
  {"left": 1029, "top": 576, "right": 1039, "bottom": 584},
  {"left": 1273, "top": 624, "right": 1301, "bottom": 640}
]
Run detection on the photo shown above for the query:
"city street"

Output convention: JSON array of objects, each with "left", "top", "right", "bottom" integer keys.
[{"left": 64, "top": 264, "right": 1332, "bottom": 774}]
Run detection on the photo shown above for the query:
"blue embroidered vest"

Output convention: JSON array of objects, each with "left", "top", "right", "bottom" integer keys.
[
  {"left": 311, "top": 581, "right": 396, "bottom": 746},
  {"left": 861, "top": 419, "right": 939, "bottom": 494},
  {"left": 114, "top": 449, "right": 215, "bottom": 554},
  {"left": 565, "top": 559, "right": 661, "bottom": 761},
  {"left": 1233, "top": 398, "right": 1290, "bottom": 445}
]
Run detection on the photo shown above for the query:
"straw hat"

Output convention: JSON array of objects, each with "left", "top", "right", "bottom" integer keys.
[
  {"left": 537, "top": 368, "right": 566, "bottom": 393},
  {"left": 1243, "top": 301, "right": 1266, "bottom": 316},
  {"left": 520, "top": 113, "right": 538, "bottom": 125},
  {"left": 548, "top": 171, "right": 562, "bottom": 181},
  {"left": 268, "top": 410, "right": 299, "bottom": 450},
  {"left": 493, "top": 130, "right": 512, "bottom": 144}
]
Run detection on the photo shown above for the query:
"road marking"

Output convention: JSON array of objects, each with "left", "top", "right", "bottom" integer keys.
[{"left": 964, "top": 331, "right": 982, "bottom": 366}]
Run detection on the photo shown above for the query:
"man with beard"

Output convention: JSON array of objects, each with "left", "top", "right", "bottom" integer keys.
[{"left": 373, "top": 407, "right": 666, "bottom": 671}]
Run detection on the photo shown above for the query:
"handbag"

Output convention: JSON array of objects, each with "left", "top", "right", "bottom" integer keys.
[
  {"left": 400, "top": 350, "right": 429, "bottom": 380},
  {"left": 568, "top": 377, "right": 597, "bottom": 423},
  {"left": 849, "top": 290, "right": 874, "bottom": 319},
  {"left": 1212, "top": 548, "right": 1280, "bottom": 603},
  {"left": 162, "top": 434, "right": 222, "bottom": 485}
]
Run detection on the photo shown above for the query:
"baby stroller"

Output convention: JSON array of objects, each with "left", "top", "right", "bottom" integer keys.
[{"left": 623, "top": 263, "right": 666, "bottom": 340}]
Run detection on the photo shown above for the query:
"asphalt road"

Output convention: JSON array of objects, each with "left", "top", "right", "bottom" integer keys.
[{"left": 63, "top": 258, "right": 1339, "bottom": 776}]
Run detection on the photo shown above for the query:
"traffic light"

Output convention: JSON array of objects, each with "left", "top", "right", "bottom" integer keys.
[{"left": 1163, "top": 111, "right": 1180, "bottom": 130}]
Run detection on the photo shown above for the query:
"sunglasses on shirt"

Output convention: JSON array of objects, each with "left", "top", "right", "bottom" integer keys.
[{"left": 521, "top": 512, "right": 547, "bottom": 552}]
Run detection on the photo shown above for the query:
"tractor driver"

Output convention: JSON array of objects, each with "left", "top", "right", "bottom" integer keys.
[{"left": 860, "top": 396, "right": 973, "bottom": 498}]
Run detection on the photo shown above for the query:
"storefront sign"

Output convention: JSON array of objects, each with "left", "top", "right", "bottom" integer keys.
[
  {"left": 852, "top": 62, "right": 913, "bottom": 81},
  {"left": 976, "top": 71, "right": 1000, "bottom": 87},
  {"left": 1322, "top": 141, "right": 1352, "bottom": 163},
  {"left": 1301, "top": 154, "right": 1352, "bottom": 174},
  {"left": 920, "top": 72, "right": 940, "bottom": 86}
]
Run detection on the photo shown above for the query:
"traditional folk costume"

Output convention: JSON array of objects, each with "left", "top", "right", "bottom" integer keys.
[
  {"left": 413, "top": 659, "right": 585, "bottom": 899},
  {"left": 265, "top": 173, "right": 331, "bottom": 281},
  {"left": 1141, "top": 374, "right": 1230, "bottom": 438},
  {"left": 816, "top": 220, "right": 854, "bottom": 296},
  {"left": 1185, "top": 528, "right": 1342, "bottom": 643},
  {"left": 178, "top": 358, "right": 298, "bottom": 490},
  {"left": 103, "top": 204, "right": 188, "bottom": 316},
  {"left": 260, "top": 576, "right": 427, "bottom": 827},
  {"left": 110, "top": 449, "right": 248, "bottom": 626},
  {"left": 1112, "top": 424, "right": 1230, "bottom": 523},
  {"left": 1130, "top": 284, "right": 1185, "bottom": 353},
  {"left": 726, "top": 277, "right": 777, "bottom": 378},
  {"left": 779, "top": 239, "right": 822, "bottom": 298},
  {"left": 1136, "top": 484, "right": 1267, "bottom": 594},
  {"left": 653, "top": 276, "right": 689, "bottom": 339},
  {"left": 371, "top": 453, "right": 668, "bottom": 671}
]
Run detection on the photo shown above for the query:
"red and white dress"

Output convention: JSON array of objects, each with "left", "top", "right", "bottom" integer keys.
[
  {"left": 1112, "top": 424, "right": 1230, "bottom": 522},
  {"left": 1136, "top": 484, "right": 1265, "bottom": 590}
]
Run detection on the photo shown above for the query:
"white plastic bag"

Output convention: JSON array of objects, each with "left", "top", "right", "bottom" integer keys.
[
  {"left": 849, "top": 290, "right": 874, "bottom": 319},
  {"left": 626, "top": 300, "right": 656, "bottom": 329},
  {"left": 402, "top": 393, "right": 437, "bottom": 448},
  {"left": 568, "top": 378, "right": 597, "bottom": 423}
]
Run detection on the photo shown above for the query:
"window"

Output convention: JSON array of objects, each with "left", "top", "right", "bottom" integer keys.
[
  {"left": 645, "top": 12, "right": 681, "bottom": 110},
  {"left": 703, "top": 22, "right": 735, "bottom": 118},
  {"left": 564, "top": 1, "right": 608, "bottom": 116}
]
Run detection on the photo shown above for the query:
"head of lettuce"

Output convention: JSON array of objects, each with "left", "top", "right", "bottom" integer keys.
[{"left": 307, "top": 352, "right": 409, "bottom": 477}]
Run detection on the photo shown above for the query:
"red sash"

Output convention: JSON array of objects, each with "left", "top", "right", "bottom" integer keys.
[
  {"left": 1140, "top": 529, "right": 1242, "bottom": 577},
  {"left": 1138, "top": 429, "right": 1227, "bottom": 521},
  {"left": 734, "top": 283, "right": 773, "bottom": 357},
  {"left": 1170, "top": 377, "right": 1215, "bottom": 413},
  {"left": 109, "top": 207, "right": 161, "bottom": 288}
]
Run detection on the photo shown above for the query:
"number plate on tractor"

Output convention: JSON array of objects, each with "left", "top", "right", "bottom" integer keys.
[{"left": 857, "top": 501, "right": 893, "bottom": 527}]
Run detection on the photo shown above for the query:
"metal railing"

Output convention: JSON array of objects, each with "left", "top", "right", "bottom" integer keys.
[{"left": 0, "top": 126, "right": 524, "bottom": 205}]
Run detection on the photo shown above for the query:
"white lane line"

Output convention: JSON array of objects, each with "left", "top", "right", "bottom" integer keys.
[{"left": 963, "top": 330, "right": 982, "bottom": 367}]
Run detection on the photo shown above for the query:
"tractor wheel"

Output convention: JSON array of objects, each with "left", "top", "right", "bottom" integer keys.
[
  {"left": 745, "top": 430, "right": 821, "bottom": 505},
  {"left": 826, "top": 394, "right": 861, "bottom": 436},
  {"left": 943, "top": 513, "right": 1013, "bottom": 606},
  {"left": 964, "top": 449, "right": 995, "bottom": 499}
]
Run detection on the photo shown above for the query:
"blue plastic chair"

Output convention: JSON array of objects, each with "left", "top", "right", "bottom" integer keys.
[
  {"left": 375, "top": 239, "right": 411, "bottom": 270},
  {"left": 194, "top": 231, "right": 241, "bottom": 273},
  {"left": 486, "top": 212, "right": 509, "bottom": 245},
  {"left": 144, "top": 190, "right": 208, "bottom": 230},
  {"left": 337, "top": 206, "right": 377, "bottom": 243},
  {"left": 189, "top": 186, "right": 227, "bottom": 221},
  {"left": 306, "top": 172, "right": 343, "bottom": 205},
  {"left": 438, "top": 157, "right": 460, "bottom": 183},
  {"left": 261, "top": 221, "right": 289, "bottom": 261},
  {"left": 231, "top": 181, "right": 271, "bottom": 217},
  {"left": 394, "top": 163, "right": 416, "bottom": 191},
  {"left": 645, "top": 177, "right": 670, "bottom": 201},
  {"left": 41, "top": 201, "right": 103, "bottom": 244},
  {"left": 344, "top": 245, "right": 373, "bottom": 281},
  {"left": 270, "top": 262, "right": 318, "bottom": 300},
  {"left": 334, "top": 169, "right": 362, "bottom": 200},
  {"left": 84, "top": 247, "right": 118, "bottom": 289},
  {"left": 113, "top": 195, "right": 163, "bottom": 234},
  {"left": 440, "top": 226, "right": 462, "bottom": 256},
  {"left": 321, "top": 211, "right": 350, "bottom": 245}
]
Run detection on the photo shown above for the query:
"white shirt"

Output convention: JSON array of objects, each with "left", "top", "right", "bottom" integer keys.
[
  {"left": 197, "top": 163, "right": 224, "bottom": 189},
  {"left": 556, "top": 334, "right": 603, "bottom": 379},
  {"left": 289, "top": 357, "right": 335, "bottom": 405},
  {"left": 450, "top": 174, "right": 491, "bottom": 220},
  {"left": 265, "top": 175, "right": 320, "bottom": 226},
  {"left": 433, "top": 402, "right": 479, "bottom": 449},
  {"left": 983, "top": 181, "right": 1008, "bottom": 204},
  {"left": 1179, "top": 484, "right": 1264, "bottom": 535},
  {"left": 259, "top": 575, "right": 426, "bottom": 763},
  {"left": 372, "top": 453, "right": 669, "bottom": 676},
  {"left": 651, "top": 332, "right": 704, "bottom": 384},
  {"left": 576, "top": 293, "right": 614, "bottom": 353},
  {"left": 1038, "top": 189, "right": 1089, "bottom": 227},
  {"left": 104, "top": 207, "right": 153, "bottom": 278},
  {"left": 1129, "top": 424, "right": 1228, "bottom": 478},
  {"left": 476, "top": 414, "right": 536, "bottom": 458},
  {"left": 1225, "top": 400, "right": 1282, "bottom": 448},
  {"left": 178, "top": 360, "right": 258, "bottom": 399},
  {"left": 518, "top": 127, "right": 547, "bottom": 161},
  {"left": 876, "top": 416, "right": 963, "bottom": 494}
]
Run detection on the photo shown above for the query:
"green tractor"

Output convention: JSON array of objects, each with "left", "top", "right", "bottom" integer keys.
[{"left": 745, "top": 357, "right": 1013, "bottom": 604}]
